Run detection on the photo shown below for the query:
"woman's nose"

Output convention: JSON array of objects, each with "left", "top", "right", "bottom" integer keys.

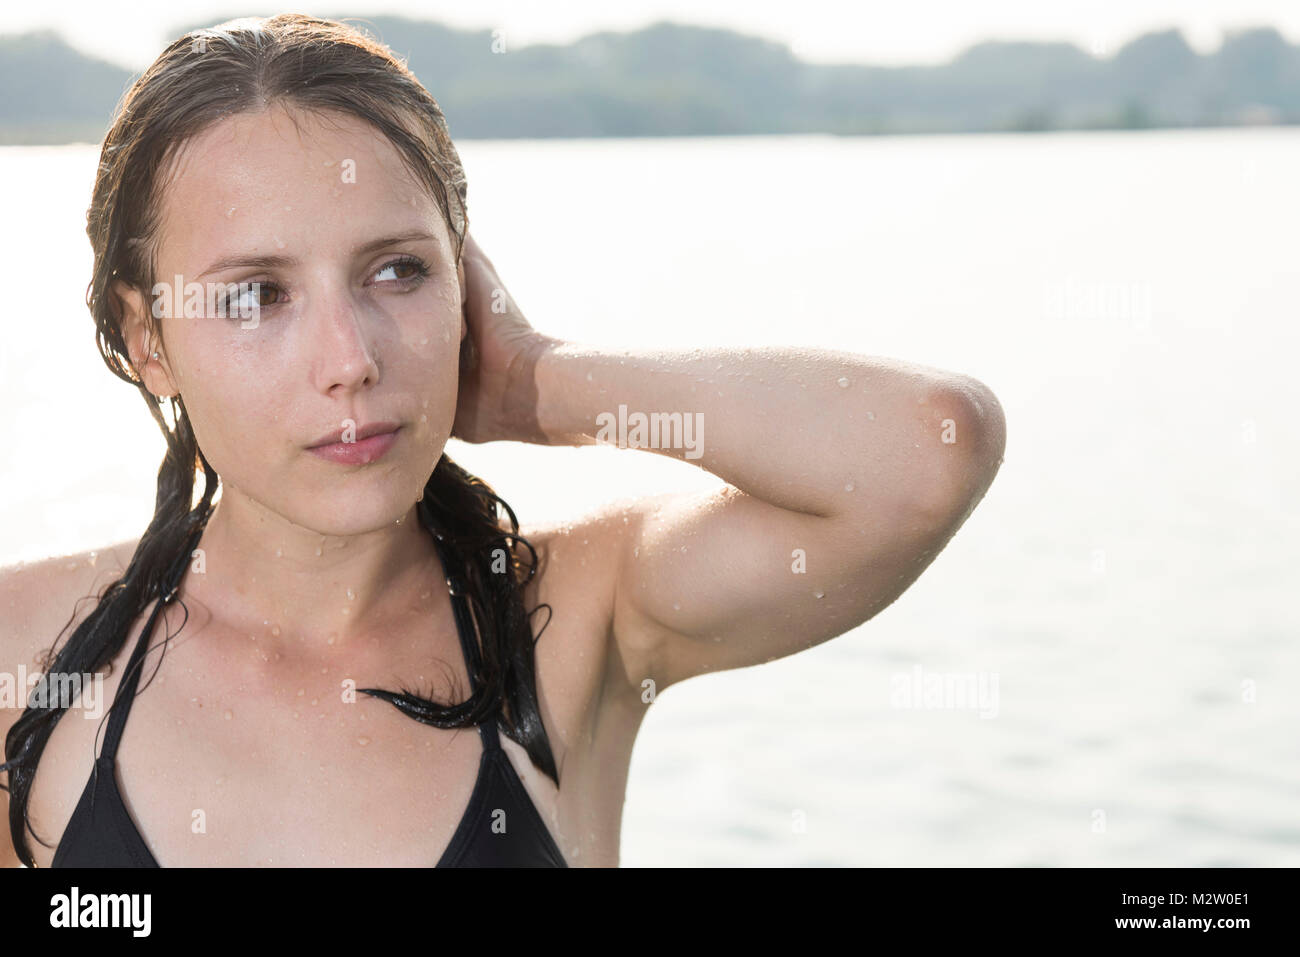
[{"left": 310, "top": 287, "right": 381, "bottom": 395}]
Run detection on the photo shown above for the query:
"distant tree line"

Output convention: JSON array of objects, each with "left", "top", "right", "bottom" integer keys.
[{"left": 1, "top": 17, "right": 1296, "bottom": 143}]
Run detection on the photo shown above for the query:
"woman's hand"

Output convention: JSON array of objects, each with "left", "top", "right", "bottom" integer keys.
[{"left": 452, "top": 231, "right": 561, "bottom": 444}]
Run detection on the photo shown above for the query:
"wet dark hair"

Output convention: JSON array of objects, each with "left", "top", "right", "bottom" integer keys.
[{"left": 2, "top": 14, "right": 557, "bottom": 868}]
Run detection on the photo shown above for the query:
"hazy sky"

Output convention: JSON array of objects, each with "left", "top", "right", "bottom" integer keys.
[{"left": 5, "top": 0, "right": 1297, "bottom": 70}]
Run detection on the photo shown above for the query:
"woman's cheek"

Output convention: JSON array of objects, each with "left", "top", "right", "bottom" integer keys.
[{"left": 178, "top": 352, "right": 282, "bottom": 467}]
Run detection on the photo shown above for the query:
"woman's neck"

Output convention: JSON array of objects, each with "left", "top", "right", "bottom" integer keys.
[{"left": 180, "top": 491, "right": 440, "bottom": 654}]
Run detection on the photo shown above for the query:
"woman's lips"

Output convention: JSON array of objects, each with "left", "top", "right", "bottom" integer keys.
[{"left": 306, "top": 426, "right": 401, "bottom": 465}]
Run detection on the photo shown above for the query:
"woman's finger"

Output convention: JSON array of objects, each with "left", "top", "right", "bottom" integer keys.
[{"left": 462, "top": 230, "right": 499, "bottom": 276}]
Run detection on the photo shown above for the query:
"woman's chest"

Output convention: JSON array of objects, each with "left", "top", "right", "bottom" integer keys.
[
  {"left": 30, "top": 651, "right": 496, "bottom": 866},
  {"left": 26, "top": 592, "right": 627, "bottom": 867}
]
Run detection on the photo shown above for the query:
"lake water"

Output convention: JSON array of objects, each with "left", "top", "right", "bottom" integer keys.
[{"left": 1, "top": 129, "right": 1296, "bottom": 866}]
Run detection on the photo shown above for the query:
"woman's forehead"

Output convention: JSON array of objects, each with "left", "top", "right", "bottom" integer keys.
[
  {"left": 154, "top": 105, "right": 447, "bottom": 266},
  {"left": 162, "top": 105, "right": 426, "bottom": 204}
]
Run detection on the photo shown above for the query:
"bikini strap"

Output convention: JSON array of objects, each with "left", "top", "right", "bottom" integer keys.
[
  {"left": 99, "top": 522, "right": 204, "bottom": 766},
  {"left": 98, "top": 595, "right": 168, "bottom": 766},
  {"left": 429, "top": 525, "right": 502, "bottom": 754}
]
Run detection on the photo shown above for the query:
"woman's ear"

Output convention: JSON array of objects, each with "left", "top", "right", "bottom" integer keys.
[{"left": 115, "top": 279, "right": 177, "bottom": 397}]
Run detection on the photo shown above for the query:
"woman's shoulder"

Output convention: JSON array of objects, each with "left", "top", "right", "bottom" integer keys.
[
  {"left": 514, "top": 496, "right": 659, "bottom": 688},
  {"left": 0, "top": 536, "right": 140, "bottom": 867},
  {"left": 0, "top": 536, "right": 140, "bottom": 676},
  {"left": 509, "top": 501, "right": 654, "bottom": 776},
  {"left": 516, "top": 492, "right": 678, "bottom": 592},
  {"left": 515, "top": 497, "right": 638, "bottom": 593}
]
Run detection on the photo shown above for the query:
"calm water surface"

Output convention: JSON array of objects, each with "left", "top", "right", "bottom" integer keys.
[{"left": 1, "top": 129, "right": 1295, "bottom": 865}]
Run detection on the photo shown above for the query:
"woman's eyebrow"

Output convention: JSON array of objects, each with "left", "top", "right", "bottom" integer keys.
[{"left": 196, "top": 230, "right": 440, "bottom": 279}]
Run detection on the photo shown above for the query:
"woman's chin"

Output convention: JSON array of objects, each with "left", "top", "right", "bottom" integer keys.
[{"left": 285, "top": 484, "right": 425, "bottom": 538}]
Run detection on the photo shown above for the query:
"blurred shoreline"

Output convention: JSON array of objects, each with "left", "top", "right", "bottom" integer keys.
[{"left": 2, "top": 19, "right": 1298, "bottom": 144}]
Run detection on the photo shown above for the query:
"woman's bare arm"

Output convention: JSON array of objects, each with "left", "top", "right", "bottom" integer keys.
[
  {"left": 524, "top": 343, "right": 1006, "bottom": 692},
  {"left": 454, "top": 234, "right": 1006, "bottom": 695}
]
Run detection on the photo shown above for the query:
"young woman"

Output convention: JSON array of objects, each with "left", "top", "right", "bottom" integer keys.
[{"left": 0, "top": 14, "right": 1005, "bottom": 868}]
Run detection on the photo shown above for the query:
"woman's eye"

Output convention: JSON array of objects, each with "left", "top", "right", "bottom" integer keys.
[
  {"left": 220, "top": 281, "right": 281, "bottom": 317},
  {"left": 372, "top": 256, "right": 431, "bottom": 285},
  {"left": 215, "top": 258, "right": 428, "bottom": 320}
]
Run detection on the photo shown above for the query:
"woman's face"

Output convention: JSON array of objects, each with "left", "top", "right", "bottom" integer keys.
[{"left": 121, "top": 104, "right": 464, "bottom": 536}]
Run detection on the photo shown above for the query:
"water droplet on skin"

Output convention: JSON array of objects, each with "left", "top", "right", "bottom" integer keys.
[
  {"left": 838, "top": 377, "right": 850, "bottom": 388},
  {"left": 327, "top": 635, "right": 336, "bottom": 645},
  {"left": 672, "top": 602, "right": 681, "bottom": 611},
  {"left": 275, "top": 548, "right": 282, "bottom": 558},
  {"left": 224, "top": 709, "right": 233, "bottom": 720},
  {"left": 813, "top": 591, "right": 825, "bottom": 599},
  {"left": 420, "top": 337, "right": 428, "bottom": 345},
  {"left": 310, "top": 698, "right": 318, "bottom": 705},
  {"left": 297, "top": 688, "right": 305, "bottom": 696},
  {"left": 845, "top": 482, "right": 855, "bottom": 492},
  {"left": 586, "top": 372, "right": 593, "bottom": 381},
  {"left": 357, "top": 736, "right": 371, "bottom": 746},
  {"left": 226, "top": 206, "right": 237, "bottom": 218},
  {"left": 420, "top": 413, "right": 427, "bottom": 424},
  {"left": 346, "top": 588, "right": 355, "bottom": 601},
  {"left": 866, "top": 411, "right": 876, "bottom": 421},
  {"left": 283, "top": 205, "right": 292, "bottom": 211},
  {"left": 315, "top": 547, "right": 323, "bottom": 557}
]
